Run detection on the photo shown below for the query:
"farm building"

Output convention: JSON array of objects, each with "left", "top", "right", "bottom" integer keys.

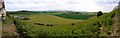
[{"left": 14, "top": 16, "right": 29, "bottom": 20}]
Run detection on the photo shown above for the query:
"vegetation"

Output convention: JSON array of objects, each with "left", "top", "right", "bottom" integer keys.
[
  {"left": 3, "top": 6, "right": 120, "bottom": 37},
  {"left": 97, "top": 11, "right": 103, "bottom": 17},
  {"left": 53, "top": 13, "right": 94, "bottom": 20}
]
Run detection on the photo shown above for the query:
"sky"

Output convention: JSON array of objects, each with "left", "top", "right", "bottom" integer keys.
[{"left": 4, "top": 0, "right": 119, "bottom": 12}]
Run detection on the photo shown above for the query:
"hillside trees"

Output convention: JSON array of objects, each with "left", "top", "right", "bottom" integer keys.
[{"left": 97, "top": 11, "right": 103, "bottom": 17}]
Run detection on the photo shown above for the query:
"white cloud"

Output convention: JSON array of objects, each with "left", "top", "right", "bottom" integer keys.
[{"left": 4, "top": 0, "right": 119, "bottom": 12}]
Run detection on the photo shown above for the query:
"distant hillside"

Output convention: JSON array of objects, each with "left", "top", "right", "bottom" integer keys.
[{"left": 7, "top": 11, "right": 96, "bottom": 15}]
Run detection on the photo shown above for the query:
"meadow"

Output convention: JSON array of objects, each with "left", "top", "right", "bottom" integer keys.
[
  {"left": 7, "top": 11, "right": 97, "bottom": 36},
  {"left": 53, "top": 14, "right": 94, "bottom": 20},
  {"left": 4, "top": 8, "right": 119, "bottom": 37}
]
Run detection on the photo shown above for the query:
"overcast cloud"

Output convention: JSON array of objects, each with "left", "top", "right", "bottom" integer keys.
[{"left": 4, "top": 0, "right": 119, "bottom": 12}]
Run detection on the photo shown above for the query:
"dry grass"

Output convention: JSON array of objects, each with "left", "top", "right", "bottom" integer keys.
[{"left": 2, "top": 23, "right": 19, "bottom": 36}]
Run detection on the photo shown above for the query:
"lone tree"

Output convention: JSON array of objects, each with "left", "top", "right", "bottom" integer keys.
[{"left": 97, "top": 11, "right": 103, "bottom": 17}]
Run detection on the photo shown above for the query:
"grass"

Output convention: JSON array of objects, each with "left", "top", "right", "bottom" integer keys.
[
  {"left": 25, "top": 14, "right": 82, "bottom": 24},
  {"left": 5, "top": 9, "right": 119, "bottom": 36},
  {"left": 6, "top": 11, "right": 101, "bottom": 36},
  {"left": 0, "top": 21, "right": 2, "bottom": 37},
  {"left": 2, "top": 16, "right": 19, "bottom": 36},
  {"left": 53, "top": 14, "right": 94, "bottom": 20},
  {"left": 11, "top": 13, "right": 95, "bottom": 36}
]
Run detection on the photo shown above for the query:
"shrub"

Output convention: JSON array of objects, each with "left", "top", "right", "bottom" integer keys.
[{"left": 97, "top": 11, "right": 103, "bottom": 17}]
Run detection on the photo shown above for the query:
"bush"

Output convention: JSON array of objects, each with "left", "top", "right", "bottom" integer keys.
[{"left": 97, "top": 11, "right": 103, "bottom": 17}]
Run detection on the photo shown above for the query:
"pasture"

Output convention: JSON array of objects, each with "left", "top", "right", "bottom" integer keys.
[
  {"left": 19, "top": 14, "right": 85, "bottom": 36},
  {"left": 3, "top": 3, "right": 120, "bottom": 36},
  {"left": 7, "top": 11, "right": 101, "bottom": 36},
  {"left": 53, "top": 14, "right": 94, "bottom": 20}
]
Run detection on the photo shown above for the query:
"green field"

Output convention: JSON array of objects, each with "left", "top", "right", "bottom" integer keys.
[
  {"left": 53, "top": 14, "right": 94, "bottom": 20},
  {"left": 3, "top": 8, "right": 120, "bottom": 37},
  {"left": 7, "top": 12, "right": 99, "bottom": 36},
  {"left": 15, "top": 13, "right": 87, "bottom": 36}
]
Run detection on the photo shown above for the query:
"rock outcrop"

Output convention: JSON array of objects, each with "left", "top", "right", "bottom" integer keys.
[
  {"left": 0, "top": 0, "right": 6, "bottom": 20},
  {"left": 0, "top": 0, "right": 5, "bottom": 37},
  {"left": 113, "top": 1, "right": 120, "bottom": 10}
]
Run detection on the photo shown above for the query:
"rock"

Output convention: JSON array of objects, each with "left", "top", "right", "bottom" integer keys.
[{"left": 113, "top": 1, "right": 120, "bottom": 10}]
